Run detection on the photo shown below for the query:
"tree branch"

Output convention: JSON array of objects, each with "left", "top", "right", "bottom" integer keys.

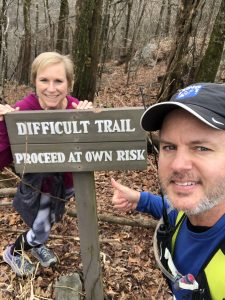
[{"left": 0, "top": 193, "right": 157, "bottom": 229}]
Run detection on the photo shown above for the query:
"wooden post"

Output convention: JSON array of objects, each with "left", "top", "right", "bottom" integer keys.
[{"left": 73, "top": 172, "right": 104, "bottom": 300}]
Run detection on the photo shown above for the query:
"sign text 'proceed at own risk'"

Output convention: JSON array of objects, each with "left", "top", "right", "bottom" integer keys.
[{"left": 5, "top": 107, "right": 147, "bottom": 173}]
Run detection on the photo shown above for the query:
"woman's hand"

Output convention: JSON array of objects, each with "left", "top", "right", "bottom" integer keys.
[
  {"left": 111, "top": 178, "right": 140, "bottom": 212},
  {"left": 0, "top": 104, "right": 19, "bottom": 121},
  {"left": 72, "top": 100, "right": 93, "bottom": 110}
]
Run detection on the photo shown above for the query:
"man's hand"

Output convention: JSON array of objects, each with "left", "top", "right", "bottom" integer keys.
[
  {"left": 0, "top": 104, "right": 19, "bottom": 121},
  {"left": 111, "top": 178, "right": 140, "bottom": 212},
  {"left": 72, "top": 100, "right": 93, "bottom": 110}
]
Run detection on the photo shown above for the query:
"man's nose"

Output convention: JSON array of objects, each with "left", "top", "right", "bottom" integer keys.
[{"left": 171, "top": 150, "right": 192, "bottom": 171}]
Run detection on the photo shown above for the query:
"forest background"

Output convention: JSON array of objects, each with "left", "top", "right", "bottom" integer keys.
[{"left": 0, "top": 0, "right": 225, "bottom": 299}]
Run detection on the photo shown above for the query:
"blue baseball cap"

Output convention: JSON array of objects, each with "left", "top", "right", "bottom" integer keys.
[{"left": 141, "top": 82, "right": 225, "bottom": 131}]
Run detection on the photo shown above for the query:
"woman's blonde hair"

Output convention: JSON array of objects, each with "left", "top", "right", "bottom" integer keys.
[{"left": 31, "top": 52, "right": 74, "bottom": 90}]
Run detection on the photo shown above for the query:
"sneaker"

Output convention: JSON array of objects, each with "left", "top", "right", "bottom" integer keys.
[
  {"left": 3, "top": 245, "right": 35, "bottom": 277},
  {"left": 30, "top": 245, "right": 57, "bottom": 267}
]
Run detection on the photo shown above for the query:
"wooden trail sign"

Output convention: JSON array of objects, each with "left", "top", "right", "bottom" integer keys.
[{"left": 5, "top": 107, "right": 147, "bottom": 300}]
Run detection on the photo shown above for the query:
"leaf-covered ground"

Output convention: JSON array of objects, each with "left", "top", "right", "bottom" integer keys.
[{"left": 0, "top": 62, "right": 172, "bottom": 299}]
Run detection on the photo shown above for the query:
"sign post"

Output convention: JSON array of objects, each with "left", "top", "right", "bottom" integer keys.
[{"left": 5, "top": 107, "right": 147, "bottom": 299}]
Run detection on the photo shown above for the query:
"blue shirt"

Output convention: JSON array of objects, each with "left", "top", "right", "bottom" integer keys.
[{"left": 137, "top": 192, "right": 225, "bottom": 299}]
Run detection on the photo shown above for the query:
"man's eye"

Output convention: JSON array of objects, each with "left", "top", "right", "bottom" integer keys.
[
  {"left": 55, "top": 79, "right": 63, "bottom": 83},
  {"left": 162, "top": 145, "right": 176, "bottom": 151},
  {"left": 195, "top": 146, "right": 210, "bottom": 151}
]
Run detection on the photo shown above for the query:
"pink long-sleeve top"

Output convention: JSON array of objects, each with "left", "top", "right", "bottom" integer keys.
[{"left": 0, "top": 93, "right": 79, "bottom": 189}]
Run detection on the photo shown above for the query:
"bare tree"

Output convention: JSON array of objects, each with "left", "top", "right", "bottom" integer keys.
[
  {"left": 72, "top": 0, "right": 103, "bottom": 101},
  {"left": 43, "top": 0, "right": 54, "bottom": 50},
  {"left": 56, "top": 0, "right": 69, "bottom": 53},
  {"left": 126, "top": 0, "right": 148, "bottom": 82},
  {"left": 0, "top": 0, "right": 7, "bottom": 56},
  {"left": 121, "top": 0, "right": 133, "bottom": 71},
  {"left": 98, "top": 0, "right": 113, "bottom": 82},
  {"left": 157, "top": 0, "right": 203, "bottom": 102},
  {"left": 17, "top": 0, "right": 31, "bottom": 84},
  {"left": 108, "top": 1, "right": 127, "bottom": 60},
  {"left": 34, "top": 2, "right": 39, "bottom": 57},
  {"left": 0, "top": 0, "right": 8, "bottom": 102},
  {"left": 155, "top": 0, "right": 166, "bottom": 37},
  {"left": 195, "top": 0, "right": 225, "bottom": 82},
  {"left": 164, "top": 0, "right": 172, "bottom": 36}
]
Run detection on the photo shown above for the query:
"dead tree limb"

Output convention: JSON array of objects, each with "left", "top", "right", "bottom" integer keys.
[
  {"left": 0, "top": 228, "right": 120, "bottom": 244},
  {"left": 0, "top": 187, "right": 17, "bottom": 197},
  {"left": 0, "top": 198, "right": 157, "bottom": 229},
  {"left": 68, "top": 209, "right": 157, "bottom": 229}
]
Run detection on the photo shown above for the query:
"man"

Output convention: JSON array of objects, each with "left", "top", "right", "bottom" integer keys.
[{"left": 111, "top": 82, "right": 225, "bottom": 300}]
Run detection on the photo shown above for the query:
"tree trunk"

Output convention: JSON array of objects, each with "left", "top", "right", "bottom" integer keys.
[
  {"left": 34, "top": 2, "right": 39, "bottom": 57},
  {"left": 72, "top": 0, "right": 103, "bottom": 101},
  {"left": 123, "top": 0, "right": 133, "bottom": 73},
  {"left": 157, "top": 0, "right": 203, "bottom": 102},
  {"left": 185, "top": 0, "right": 207, "bottom": 85},
  {"left": 126, "top": 0, "right": 147, "bottom": 81},
  {"left": 56, "top": 0, "right": 69, "bottom": 53},
  {"left": 155, "top": 0, "right": 166, "bottom": 37},
  {"left": 109, "top": 1, "right": 128, "bottom": 60},
  {"left": 0, "top": 0, "right": 7, "bottom": 103},
  {"left": 0, "top": 0, "right": 6, "bottom": 56},
  {"left": 43, "top": 0, "right": 54, "bottom": 50},
  {"left": 195, "top": 0, "right": 225, "bottom": 82},
  {"left": 215, "top": 46, "right": 225, "bottom": 82},
  {"left": 98, "top": 0, "right": 112, "bottom": 81},
  {"left": 164, "top": 0, "right": 172, "bottom": 36},
  {"left": 19, "top": 0, "right": 31, "bottom": 84}
]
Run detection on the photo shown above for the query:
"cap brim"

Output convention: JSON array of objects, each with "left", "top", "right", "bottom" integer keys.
[{"left": 140, "top": 102, "right": 221, "bottom": 131}]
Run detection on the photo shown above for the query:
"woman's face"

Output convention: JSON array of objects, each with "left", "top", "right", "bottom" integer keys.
[{"left": 35, "top": 62, "right": 69, "bottom": 110}]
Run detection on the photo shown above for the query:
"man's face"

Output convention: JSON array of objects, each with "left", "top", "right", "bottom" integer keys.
[{"left": 158, "top": 109, "right": 225, "bottom": 215}]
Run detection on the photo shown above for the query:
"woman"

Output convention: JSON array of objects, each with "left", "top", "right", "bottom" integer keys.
[{"left": 0, "top": 52, "right": 93, "bottom": 276}]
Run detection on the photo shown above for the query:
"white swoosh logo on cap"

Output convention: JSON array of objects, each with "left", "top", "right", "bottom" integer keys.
[{"left": 212, "top": 117, "right": 224, "bottom": 125}]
